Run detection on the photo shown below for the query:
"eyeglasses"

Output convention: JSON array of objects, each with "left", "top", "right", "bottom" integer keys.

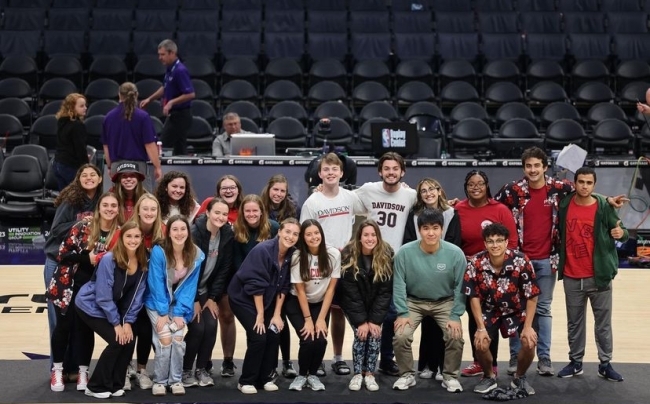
[
  {"left": 221, "top": 185, "right": 237, "bottom": 192},
  {"left": 485, "top": 238, "right": 506, "bottom": 246},
  {"left": 466, "top": 182, "right": 487, "bottom": 189},
  {"left": 419, "top": 186, "right": 439, "bottom": 195}
]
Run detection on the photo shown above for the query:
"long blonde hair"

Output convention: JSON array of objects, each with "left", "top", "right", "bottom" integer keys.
[
  {"left": 234, "top": 194, "right": 272, "bottom": 243},
  {"left": 111, "top": 221, "right": 148, "bottom": 272},
  {"left": 131, "top": 193, "right": 164, "bottom": 246},
  {"left": 87, "top": 192, "right": 120, "bottom": 250},
  {"left": 341, "top": 219, "right": 393, "bottom": 283},
  {"left": 413, "top": 177, "right": 450, "bottom": 214},
  {"left": 119, "top": 82, "right": 138, "bottom": 121},
  {"left": 55, "top": 93, "right": 86, "bottom": 121}
]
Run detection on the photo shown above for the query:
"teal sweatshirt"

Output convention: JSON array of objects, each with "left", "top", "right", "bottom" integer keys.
[{"left": 393, "top": 240, "right": 467, "bottom": 321}]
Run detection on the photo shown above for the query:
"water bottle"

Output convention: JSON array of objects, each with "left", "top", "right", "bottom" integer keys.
[
  {"left": 440, "top": 149, "right": 448, "bottom": 160},
  {"left": 156, "top": 141, "right": 163, "bottom": 157}
]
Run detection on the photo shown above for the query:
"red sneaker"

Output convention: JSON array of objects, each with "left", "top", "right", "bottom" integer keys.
[{"left": 461, "top": 362, "right": 484, "bottom": 377}]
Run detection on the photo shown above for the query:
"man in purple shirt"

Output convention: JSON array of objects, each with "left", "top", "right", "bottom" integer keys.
[{"left": 140, "top": 39, "right": 195, "bottom": 156}]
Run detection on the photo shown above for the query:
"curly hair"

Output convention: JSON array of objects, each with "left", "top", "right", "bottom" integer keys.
[
  {"left": 154, "top": 171, "right": 197, "bottom": 219},
  {"left": 295, "top": 219, "right": 334, "bottom": 282},
  {"left": 260, "top": 174, "right": 297, "bottom": 222},
  {"left": 54, "top": 164, "right": 103, "bottom": 209},
  {"left": 55, "top": 93, "right": 86, "bottom": 121},
  {"left": 413, "top": 177, "right": 450, "bottom": 215},
  {"left": 234, "top": 194, "right": 272, "bottom": 243},
  {"left": 112, "top": 220, "right": 148, "bottom": 272},
  {"left": 341, "top": 219, "right": 393, "bottom": 283},
  {"left": 463, "top": 170, "right": 492, "bottom": 199}
]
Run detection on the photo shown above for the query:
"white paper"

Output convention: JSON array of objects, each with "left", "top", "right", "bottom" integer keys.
[{"left": 556, "top": 144, "right": 587, "bottom": 173}]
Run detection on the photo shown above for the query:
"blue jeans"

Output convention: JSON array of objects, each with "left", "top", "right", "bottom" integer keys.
[
  {"left": 509, "top": 258, "right": 556, "bottom": 360},
  {"left": 44, "top": 257, "right": 58, "bottom": 368},
  {"left": 52, "top": 161, "right": 78, "bottom": 192},
  {"left": 147, "top": 309, "right": 186, "bottom": 385}
]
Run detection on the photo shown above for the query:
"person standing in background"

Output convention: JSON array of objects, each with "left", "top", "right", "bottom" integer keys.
[
  {"left": 53, "top": 93, "right": 88, "bottom": 191},
  {"left": 140, "top": 39, "right": 194, "bottom": 156},
  {"left": 102, "top": 82, "right": 162, "bottom": 182}
]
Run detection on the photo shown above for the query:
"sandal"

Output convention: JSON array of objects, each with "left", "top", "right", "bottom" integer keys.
[{"left": 331, "top": 361, "right": 351, "bottom": 375}]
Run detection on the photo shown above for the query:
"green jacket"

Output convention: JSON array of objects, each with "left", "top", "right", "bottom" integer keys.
[{"left": 558, "top": 193, "right": 628, "bottom": 288}]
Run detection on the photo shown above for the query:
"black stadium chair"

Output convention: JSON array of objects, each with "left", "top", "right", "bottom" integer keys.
[
  {"left": 0, "top": 154, "right": 44, "bottom": 219},
  {"left": 0, "top": 114, "right": 25, "bottom": 152}
]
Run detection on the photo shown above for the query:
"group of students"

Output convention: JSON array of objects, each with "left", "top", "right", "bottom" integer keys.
[{"left": 43, "top": 146, "right": 628, "bottom": 398}]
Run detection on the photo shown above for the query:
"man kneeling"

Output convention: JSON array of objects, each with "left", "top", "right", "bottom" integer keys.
[{"left": 464, "top": 223, "right": 540, "bottom": 396}]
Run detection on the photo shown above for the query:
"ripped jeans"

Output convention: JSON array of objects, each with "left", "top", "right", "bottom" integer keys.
[{"left": 147, "top": 309, "right": 186, "bottom": 385}]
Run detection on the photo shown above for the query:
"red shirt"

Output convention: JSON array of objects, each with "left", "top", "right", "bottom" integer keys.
[
  {"left": 455, "top": 199, "right": 518, "bottom": 256},
  {"left": 123, "top": 197, "right": 135, "bottom": 222},
  {"left": 522, "top": 186, "right": 553, "bottom": 259},
  {"left": 564, "top": 198, "right": 597, "bottom": 279}
]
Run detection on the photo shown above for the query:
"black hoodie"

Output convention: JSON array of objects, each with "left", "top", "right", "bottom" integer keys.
[{"left": 191, "top": 213, "right": 234, "bottom": 302}]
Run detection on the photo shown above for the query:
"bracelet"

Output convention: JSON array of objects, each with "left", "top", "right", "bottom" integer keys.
[
  {"left": 304, "top": 316, "right": 312, "bottom": 320},
  {"left": 477, "top": 328, "right": 487, "bottom": 332}
]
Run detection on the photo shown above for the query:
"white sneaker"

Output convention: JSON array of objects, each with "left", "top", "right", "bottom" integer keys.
[
  {"left": 76, "top": 370, "right": 88, "bottom": 391},
  {"left": 442, "top": 378, "right": 463, "bottom": 393},
  {"left": 136, "top": 370, "right": 153, "bottom": 389},
  {"left": 289, "top": 375, "right": 307, "bottom": 391},
  {"left": 50, "top": 368, "right": 64, "bottom": 392},
  {"left": 123, "top": 375, "right": 131, "bottom": 391},
  {"left": 84, "top": 388, "right": 111, "bottom": 399},
  {"left": 127, "top": 361, "right": 137, "bottom": 378},
  {"left": 435, "top": 370, "right": 444, "bottom": 381},
  {"left": 307, "top": 375, "right": 325, "bottom": 391},
  {"left": 238, "top": 383, "right": 257, "bottom": 394},
  {"left": 348, "top": 374, "right": 363, "bottom": 391},
  {"left": 263, "top": 381, "right": 279, "bottom": 391},
  {"left": 152, "top": 383, "right": 166, "bottom": 396},
  {"left": 170, "top": 382, "right": 185, "bottom": 395},
  {"left": 392, "top": 373, "right": 416, "bottom": 390},
  {"left": 111, "top": 389, "right": 125, "bottom": 397},
  {"left": 420, "top": 367, "right": 434, "bottom": 379},
  {"left": 364, "top": 374, "right": 379, "bottom": 391}
]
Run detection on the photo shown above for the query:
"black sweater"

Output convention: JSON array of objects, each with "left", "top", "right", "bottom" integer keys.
[{"left": 54, "top": 117, "right": 88, "bottom": 168}]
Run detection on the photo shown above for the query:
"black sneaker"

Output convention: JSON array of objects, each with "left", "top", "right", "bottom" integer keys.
[
  {"left": 221, "top": 359, "right": 236, "bottom": 377},
  {"left": 557, "top": 360, "right": 583, "bottom": 378},
  {"left": 598, "top": 362, "right": 624, "bottom": 382},
  {"left": 379, "top": 360, "right": 400, "bottom": 376},
  {"left": 268, "top": 369, "right": 279, "bottom": 383},
  {"left": 282, "top": 360, "right": 297, "bottom": 378}
]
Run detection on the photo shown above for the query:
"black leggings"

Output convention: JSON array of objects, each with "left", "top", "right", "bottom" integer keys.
[
  {"left": 418, "top": 316, "right": 445, "bottom": 372},
  {"left": 183, "top": 293, "right": 219, "bottom": 371},
  {"left": 284, "top": 295, "right": 330, "bottom": 376},
  {"left": 126, "top": 308, "right": 153, "bottom": 367}
]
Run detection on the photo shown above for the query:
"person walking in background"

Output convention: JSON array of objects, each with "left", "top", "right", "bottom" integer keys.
[
  {"left": 140, "top": 39, "right": 194, "bottom": 156},
  {"left": 557, "top": 167, "right": 628, "bottom": 382},
  {"left": 74, "top": 221, "right": 148, "bottom": 399},
  {"left": 145, "top": 215, "right": 205, "bottom": 396},
  {"left": 339, "top": 220, "right": 393, "bottom": 392},
  {"left": 53, "top": 93, "right": 88, "bottom": 191},
  {"left": 286, "top": 220, "right": 341, "bottom": 392},
  {"left": 184, "top": 198, "right": 234, "bottom": 387},
  {"left": 228, "top": 219, "right": 301, "bottom": 394},
  {"left": 102, "top": 82, "right": 162, "bottom": 182}
]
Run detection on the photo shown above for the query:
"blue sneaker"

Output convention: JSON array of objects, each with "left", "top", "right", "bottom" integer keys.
[
  {"left": 598, "top": 363, "right": 624, "bottom": 382},
  {"left": 557, "top": 361, "right": 583, "bottom": 378}
]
